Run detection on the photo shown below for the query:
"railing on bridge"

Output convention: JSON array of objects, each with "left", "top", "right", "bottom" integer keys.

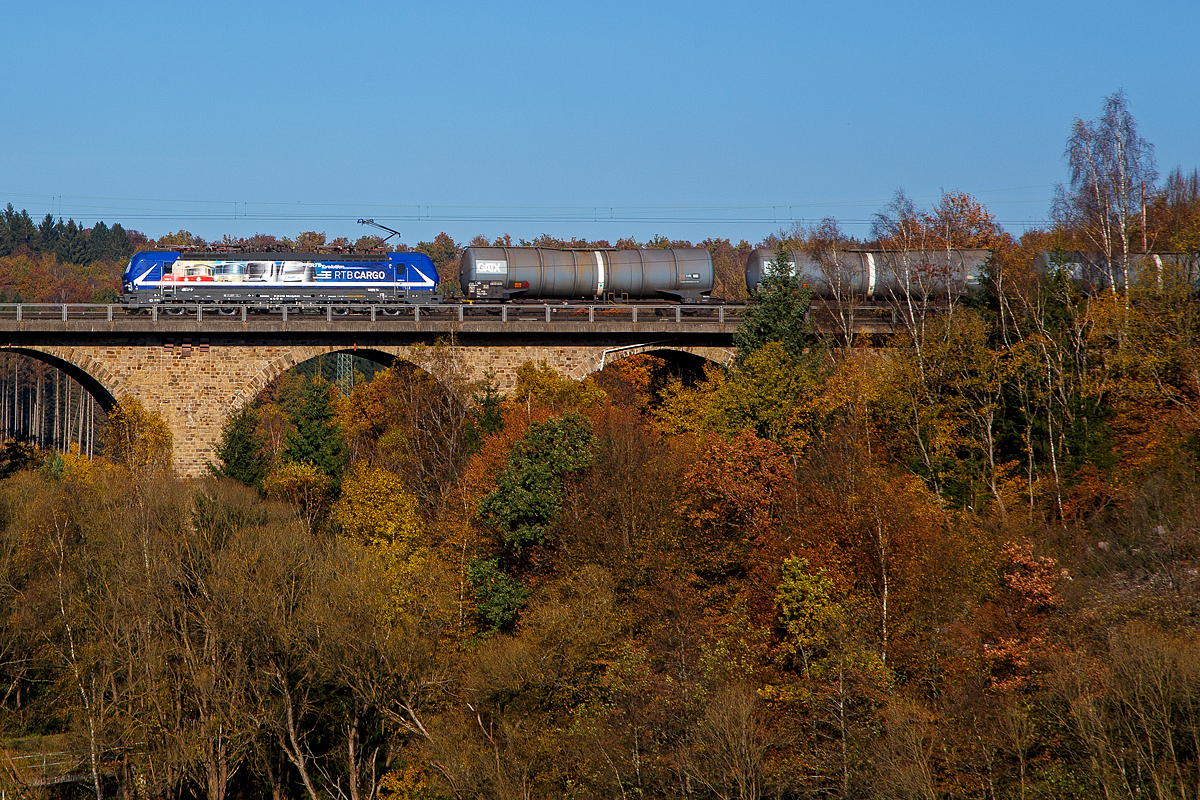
[
  {"left": 0, "top": 303, "right": 748, "bottom": 326},
  {"left": 2, "top": 742, "right": 142, "bottom": 788},
  {"left": 3, "top": 749, "right": 91, "bottom": 786}
]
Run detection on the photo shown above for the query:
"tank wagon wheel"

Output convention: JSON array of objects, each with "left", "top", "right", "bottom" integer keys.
[
  {"left": 164, "top": 307, "right": 187, "bottom": 316},
  {"left": 216, "top": 307, "right": 238, "bottom": 316},
  {"left": 332, "top": 306, "right": 352, "bottom": 316},
  {"left": 380, "top": 307, "right": 403, "bottom": 316}
]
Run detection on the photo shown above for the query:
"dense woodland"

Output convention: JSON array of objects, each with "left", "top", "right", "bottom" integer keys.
[{"left": 0, "top": 92, "right": 1199, "bottom": 799}]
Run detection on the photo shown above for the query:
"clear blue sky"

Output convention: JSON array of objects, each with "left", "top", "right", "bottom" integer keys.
[{"left": 3, "top": 0, "right": 1197, "bottom": 247}]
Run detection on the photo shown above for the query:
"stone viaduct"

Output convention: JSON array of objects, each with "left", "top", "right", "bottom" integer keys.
[{"left": 0, "top": 305, "right": 740, "bottom": 475}]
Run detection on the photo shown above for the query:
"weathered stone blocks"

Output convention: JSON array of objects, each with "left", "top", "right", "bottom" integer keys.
[{"left": 12, "top": 337, "right": 733, "bottom": 477}]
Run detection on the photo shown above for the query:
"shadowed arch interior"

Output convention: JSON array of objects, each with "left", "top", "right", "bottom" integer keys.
[
  {"left": 3, "top": 348, "right": 118, "bottom": 410},
  {"left": 251, "top": 347, "right": 453, "bottom": 406},
  {"left": 330, "top": 347, "right": 400, "bottom": 369},
  {"left": 632, "top": 348, "right": 712, "bottom": 375},
  {"left": 592, "top": 347, "right": 719, "bottom": 383}
]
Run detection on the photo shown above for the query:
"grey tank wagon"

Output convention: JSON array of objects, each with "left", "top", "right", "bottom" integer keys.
[{"left": 461, "top": 247, "right": 715, "bottom": 302}]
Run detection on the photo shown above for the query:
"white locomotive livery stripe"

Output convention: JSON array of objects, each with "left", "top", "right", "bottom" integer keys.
[
  {"left": 594, "top": 251, "right": 605, "bottom": 297},
  {"left": 410, "top": 265, "right": 436, "bottom": 288}
]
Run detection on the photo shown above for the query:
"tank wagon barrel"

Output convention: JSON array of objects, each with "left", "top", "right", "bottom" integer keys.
[
  {"left": 461, "top": 247, "right": 714, "bottom": 302},
  {"left": 745, "top": 248, "right": 991, "bottom": 300},
  {"left": 1033, "top": 251, "right": 1199, "bottom": 290}
]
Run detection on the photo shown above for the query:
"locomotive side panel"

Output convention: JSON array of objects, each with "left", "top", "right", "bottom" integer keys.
[{"left": 123, "top": 251, "right": 439, "bottom": 306}]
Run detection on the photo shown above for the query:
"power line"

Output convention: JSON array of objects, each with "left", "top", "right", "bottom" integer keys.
[{"left": 0, "top": 191, "right": 1055, "bottom": 229}]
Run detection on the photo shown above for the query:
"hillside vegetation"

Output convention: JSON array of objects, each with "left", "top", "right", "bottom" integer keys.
[{"left": 0, "top": 91, "right": 1199, "bottom": 799}]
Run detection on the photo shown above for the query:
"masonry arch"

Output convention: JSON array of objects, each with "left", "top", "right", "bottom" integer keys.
[
  {"left": 239, "top": 345, "right": 468, "bottom": 413},
  {"left": 1, "top": 346, "right": 121, "bottom": 410},
  {"left": 570, "top": 344, "right": 735, "bottom": 382},
  {"left": 241, "top": 346, "right": 388, "bottom": 411}
]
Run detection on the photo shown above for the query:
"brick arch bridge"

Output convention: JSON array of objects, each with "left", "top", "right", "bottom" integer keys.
[{"left": 2, "top": 322, "right": 735, "bottom": 475}]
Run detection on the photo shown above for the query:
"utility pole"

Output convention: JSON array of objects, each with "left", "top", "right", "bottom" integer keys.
[{"left": 336, "top": 353, "right": 353, "bottom": 397}]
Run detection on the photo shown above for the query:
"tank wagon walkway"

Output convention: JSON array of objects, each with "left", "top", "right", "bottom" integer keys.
[{"left": 0, "top": 303, "right": 741, "bottom": 475}]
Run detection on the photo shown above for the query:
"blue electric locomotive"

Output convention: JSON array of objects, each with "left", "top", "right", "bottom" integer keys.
[{"left": 122, "top": 250, "right": 440, "bottom": 307}]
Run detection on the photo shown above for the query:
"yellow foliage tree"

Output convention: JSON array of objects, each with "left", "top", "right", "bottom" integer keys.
[
  {"left": 104, "top": 398, "right": 173, "bottom": 476},
  {"left": 334, "top": 463, "right": 422, "bottom": 549},
  {"left": 333, "top": 463, "right": 426, "bottom": 597},
  {"left": 262, "top": 460, "right": 332, "bottom": 532},
  {"left": 514, "top": 360, "right": 606, "bottom": 412},
  {"left": 653, "top": 342, "right": 823, "bottom": 457},
  {"left": 377, "top": 762, "right": 434, "bottom": 800}
]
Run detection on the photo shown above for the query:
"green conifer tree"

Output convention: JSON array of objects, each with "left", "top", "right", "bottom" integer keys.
[
  {"left": 467, "top": 557, "right": 529, "bottom": 632},
  {"left": 282, "top": 377, "right": 346, "bottom": 481},
  {"left": 733, "top": 242, "right": 814, "bottom": 366},
  {"left": 477, "top": 413, "right": 595, "bottom": 553},
  {"left": 210, "top": 406, "right": 268, "bottom": 487}
]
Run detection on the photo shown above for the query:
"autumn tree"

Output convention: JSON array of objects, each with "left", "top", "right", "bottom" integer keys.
[
  {"left": 872, "top": 189, "right": 1001, "bottom": 357},
  {"left": 806, "top": 218, "right": 861, "bottom": 347},
  {"left": 104, "top": 397, "right": 173, "bottom": 476},
  {"left": 262, "top": 460, "right": 334, "bottom": 532},
  {"left": 1053, "top": 90, "right": 1157, "bottom": 294},
  {"left": 675, "top": 429, "right": 796, "bottom": 592},
  {"left": 512, "top": 360, "right": 605, "bottom": 413},
  {"left": 416, "top": 233, "right": 460, "bottom": 274},
  {"left": 701, "top": 237, "right": 752, "bottom": 302},
  {"left": 333, "top": 463, "right": 426, "bottom": 599},
  {"left": 295, "top": 231, "right": 327, "bottom": 250},
  {"left": 354, "top": 234, "right": 387, "bottom": 251},
  {"left": 923, "top": 190, "right": 1006, "bottom": 251},
  {"left": 156, "top": 229, "right": 207, "bottom": 248},
  {"left": 1150, "top": 167, "right": 1200, "bottom": 256},
  {"left": 654, "top": 342, "right": 823, "bottom": 457},
  {"left": 775, "top": 557, "right": 842, "bottom": 681},
  {"left": 338, "top": 347, "right": 477, "bottom": 506}
]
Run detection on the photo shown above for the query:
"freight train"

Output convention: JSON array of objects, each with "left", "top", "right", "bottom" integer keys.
[
  {"left": 122, "top": 246, "right": 719, "bottom": 306},
  {"left": 121, "top": 243, "right": 1191, "bottom": 309},
  {"left": 120, "top": 245, "right": 993, "bottom": 307}
]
